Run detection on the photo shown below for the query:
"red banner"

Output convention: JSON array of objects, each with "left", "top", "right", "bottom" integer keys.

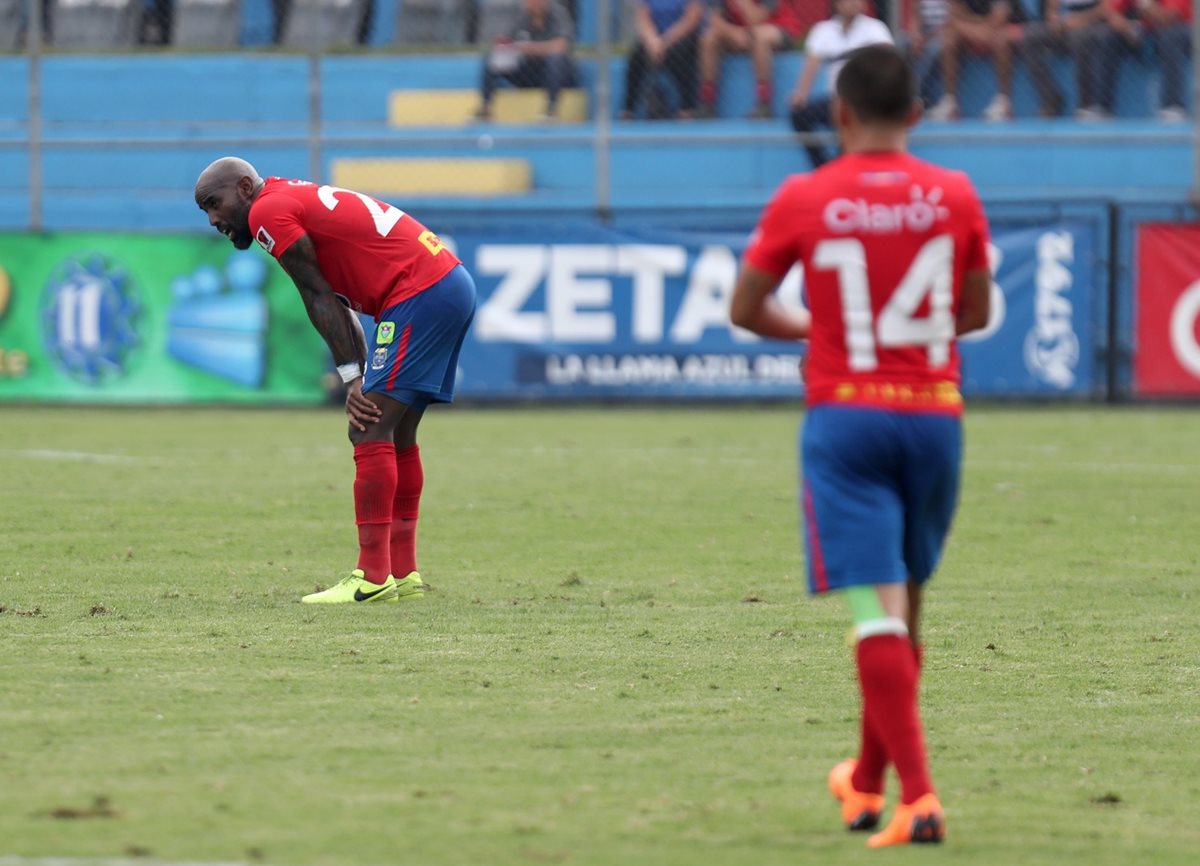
[{"left": 1135, "top": 224, "right": 1200, "bottom": 396}]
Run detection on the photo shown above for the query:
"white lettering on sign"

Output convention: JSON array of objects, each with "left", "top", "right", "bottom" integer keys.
[
  {"left": 1024, "top": 231, "right": 1080, "bottom": 389},
  {"left": 473, "top": 243, "right": 806, "bottom": 345},
  {"left": 1169, "top": 279, "right": 1200, "bottom": 378}
]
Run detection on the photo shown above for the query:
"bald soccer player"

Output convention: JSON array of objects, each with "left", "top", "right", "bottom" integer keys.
[{"left": 195, "top": 158, "right": 476, "bottom": 604}]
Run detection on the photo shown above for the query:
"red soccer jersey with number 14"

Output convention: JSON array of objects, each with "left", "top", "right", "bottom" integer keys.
[
  {"left": 248, "top": 178, "right": 461, "bottom": 318},
  {"left": 743, "top": 151, "right": 991, "bottom": 415}
]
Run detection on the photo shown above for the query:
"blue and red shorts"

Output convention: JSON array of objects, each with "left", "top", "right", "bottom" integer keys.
[
  {"left": 799, "top": 404, "right": 962, "bottom": 595},
  {"left": 363, "top": 264, "right": 476, "bottom": 407}
]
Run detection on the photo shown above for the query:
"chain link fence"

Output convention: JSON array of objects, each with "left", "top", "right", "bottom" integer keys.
[
  {"left": 1, "top": 0, "right": 1197, "bottom": 229},
  {"left": 4, "top": 1, "right": 1194, "bottom": 121}
]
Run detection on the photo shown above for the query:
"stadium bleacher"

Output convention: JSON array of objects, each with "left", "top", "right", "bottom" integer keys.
[
  {"left": 173, "top": 0, "right": 244, "bottom": 49},
  {"left": 50, "top": 0, "right": 140, "bottom": 48}
]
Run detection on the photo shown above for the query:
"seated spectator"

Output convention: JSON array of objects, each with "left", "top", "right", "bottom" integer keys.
[
  {"left": 1022, "top": 0, "right": 1130, "bottom": 118},
  {"left": 901, "top": 0, "right": 951, "bottom": 108},
  {"left": 789, "top": 0, "right": 893, "bottom": 167},
  {"left": 475, "top": 0, "right": 579, "bottom": 121},
  {"left": 697, "top": 1, "right": 810, "bottom": 119},
  {"left": 1121, "top": 0, "right": 1193, "bottom": 120},
  {"left": 621, "top": 0, "right": 706, "bottom": 119},
  {"left": 927, "top": 0, "right": 1026, "bottom": 121}
]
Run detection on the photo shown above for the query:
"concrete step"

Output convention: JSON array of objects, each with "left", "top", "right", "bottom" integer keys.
[
  {"left": 388, "top": 87, "right": 588, "bottom": 126},
  {"left": 331, "top": 157, "right": 533, "bottom": 196}
]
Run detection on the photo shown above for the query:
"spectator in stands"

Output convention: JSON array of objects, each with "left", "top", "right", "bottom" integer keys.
[
  {"left": 1022, "top": 0, "right": 1129, "bottom": 118},
  {"left": 927, "top": 0, "right": 1026, "bottom": 121},
  {"left": 475, "top": 0, "right": 578, "bottom": 121},
  {"left": 788, "top": 0, "right": 893, "bottom": 166},
  {"left": 697, "top": 1, "right": 812, "bottom": 119},
  {"left": 620, "top": 0, "right": 706, "bottom": 119},
  {"left": 901, "top": 0, "right": 951, "bottom": 108},
  {"left": 1118, "top": 0, "right": 1193, "bottom": 121}
]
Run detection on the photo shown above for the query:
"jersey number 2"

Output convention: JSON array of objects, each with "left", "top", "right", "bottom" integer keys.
[
  {"left": 812, "top": 235, "right": 954, "bottom": 372},
  {"left": 317, "top": 185, "right": 404, "bottom": 237}
]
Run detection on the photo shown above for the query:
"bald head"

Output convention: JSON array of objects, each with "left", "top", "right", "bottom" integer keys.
[
  {"left": 195, "top": 156, "right": 262, "bottom": 202},
  {"left": 195, "top": 157, "right": 265, "bottom": 250}
]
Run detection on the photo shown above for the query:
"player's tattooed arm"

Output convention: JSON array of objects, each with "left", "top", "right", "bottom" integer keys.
[{"left": 278, "top": 235, "right": 364, "bottom": 367}]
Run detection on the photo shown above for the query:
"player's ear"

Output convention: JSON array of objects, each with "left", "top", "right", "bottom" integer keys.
[
  {"left": 907, "top": 98, "right": 923, "bottom": 130},
  {"left": 833, "top": 96, "right": 851, "bottom": 133}
]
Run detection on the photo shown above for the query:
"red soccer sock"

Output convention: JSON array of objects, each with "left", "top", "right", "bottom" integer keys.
[
  {"left": 700, "top": 81, "right": 717, "bottom": 107},
  {"left": 390, "top": 444, "right": 424, "bottom": 577},
  {"left": 852, "top": 703, "right": 889, "bottom": 795},
  {"left": 856, "top": 634, "right": 935, "bottom": 805},
  {"left": 755, "top": 80, "right": 771, "bottom": 105},
  {"left": 353, "top": 441, "right": 397, "bottom": 584}
]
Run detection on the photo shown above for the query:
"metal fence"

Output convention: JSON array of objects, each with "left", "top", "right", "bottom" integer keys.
[{"left": 5, "top": 0, "right": 1200, "bottom": 229}]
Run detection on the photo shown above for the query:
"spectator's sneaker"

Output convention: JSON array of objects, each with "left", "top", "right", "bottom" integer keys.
[
  {"left": 866, "top": 793, "right": 945, "bottom": 848},
  {"left": 695, "top": 104, "right": 717, "bottom": 119},
  {"left": 828, "top": 759, "right": 884, "bottom": 831},
  {"left": 982, "top": 94, "right": 1013, "bottom": 122},
  {"left": 926, "top": 95, "right": 959, "bottom": 121},
  {"left": 385, "top": 571, "right": 426, "bottom": 602},
  {"left": 472, "top": 105, "right": 492, "bottom": 122},
  {"left": 747, "top": 102, "right": 773, "bottom": 120},
  {"left": 1074, "top": 106, "right": 1112, "bottom": 121},
  {"left": 1157, "top": 106, "right": 1188, "bottom": 123},
  {"left": 302, "top": 570, "right": 397, "bottom": 605}
]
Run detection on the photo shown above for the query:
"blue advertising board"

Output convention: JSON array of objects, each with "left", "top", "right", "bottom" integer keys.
[{"left": 430, "top": 219, "right": 1100, "bottom": 400}]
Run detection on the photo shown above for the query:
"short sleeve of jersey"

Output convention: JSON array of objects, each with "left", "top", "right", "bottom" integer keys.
[
  {"left": 249, "top": 190, "right": 307, "bottom": 259},
  {"left": 960, "top": 177, "right": 990, "bottom": 274},
  {"left": 743, "top": 176, "right": 804, "bottom": 278}
]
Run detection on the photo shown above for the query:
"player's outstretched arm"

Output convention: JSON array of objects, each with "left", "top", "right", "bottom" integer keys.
[
  {"left": 279, "top": 235, "right": 368, "bottom": 367},
  {"left": 730, "top": 265, "right": 812, "bottom": 341},
  {"left": 956, "top": 269, "right": 992, "bottom": 336}
]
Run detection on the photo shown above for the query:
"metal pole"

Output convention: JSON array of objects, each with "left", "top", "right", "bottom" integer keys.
[
  {"left": 308, "top": 49, "right": 322, "bottom": 183},
  {"left": 1192, "top": 0, "right": 1200, "bottom": 208},
  {"left": 28, "top": 0, "right": 44, "bottom": 231},
  {"left": 594, "top": 0, "right": 612, "bottom": 222}
]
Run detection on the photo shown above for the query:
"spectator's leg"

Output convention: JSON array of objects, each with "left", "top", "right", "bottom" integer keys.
[
  {"left": 748, "top": 24, "right": 785, "bottom": 117},
  {"left": 1021, "top": 22, "right": 1065, "bottom": 116},
  {"left": 667, "top": 33, "right": 701, "bottom": 115},
  {"left": 928, "top": 24, "right": 961, "bottom": 118},
  {"left": 917, "top": 33, "right": 945, "bottom": 107},
  {"left": 1156, "top": 24, "right": 1191, "bottom": 112},
  {"left": 993, "top": 25, "right": 1015, "bottom": 103},
  {"left": 624, "top": 44, "right": 652, "bottom": 117},
  {"left": 479, "top": 57, "right": 505, "bottom": 115},
  {"left": 698, "top": 16, "right": 727, "bottom": 115},
  {"left": 789, "top": 96, "right": 834, "bottom": 168},
  {"left": 541, "top": 54, "right": 576, "bottom": 116},
  {"left": 1071, "top": 23, "right": 1111, "bottom": 112}
]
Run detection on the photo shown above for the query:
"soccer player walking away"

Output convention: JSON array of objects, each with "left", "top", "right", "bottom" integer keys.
[
  {"left": 195, "top": 158, "right": 476, "bottom": 605},
  {"left": 731, "top": 44, "right": 992, "bottom": 847}
]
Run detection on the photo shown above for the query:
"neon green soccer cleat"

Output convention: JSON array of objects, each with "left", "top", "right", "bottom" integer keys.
[
  {"left": 386, "top": 571, "right": 426, "bottom": 602},
  {"left": 301, "top": 570, "right": 398, "bottom": 604}
]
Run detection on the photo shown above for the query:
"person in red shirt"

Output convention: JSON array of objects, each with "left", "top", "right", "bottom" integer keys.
[
  {"left": 697, "top": 0, "right": 814, "bottom": 119},
  {"left": 731, "top": 44, "right": 992, "bottom": 847},
  {"left": 194, "top": 157, "right": 476, "bottom": 605}
]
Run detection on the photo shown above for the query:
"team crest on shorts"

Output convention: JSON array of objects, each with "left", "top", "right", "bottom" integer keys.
[
  {"left": 376, "top": 321, "right": 396, "bottom": 345},
  {"left": 372, "top": 347, "right": 388, "bottom": 371}
]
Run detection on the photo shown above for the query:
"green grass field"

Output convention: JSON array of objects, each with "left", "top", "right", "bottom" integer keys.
[{"left": 2, "top": 406, "right": 1198, "bottom": 866}]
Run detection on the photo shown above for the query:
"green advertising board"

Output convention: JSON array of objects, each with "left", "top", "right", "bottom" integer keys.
[{"left": 0, "top": 233, "right": 331, "bottom": 404}]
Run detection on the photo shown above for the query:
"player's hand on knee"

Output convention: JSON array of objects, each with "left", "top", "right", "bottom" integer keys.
[{"left": 345, "top": 380, "right": 383, "bottom": 432}]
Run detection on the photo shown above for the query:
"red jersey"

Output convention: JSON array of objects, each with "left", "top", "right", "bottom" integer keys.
[
  {"left": 248, "top": 178, "right": 460, "bottom": 318},
  {"left": 744, "top": 151, "right": 990, "bottom": 415}
]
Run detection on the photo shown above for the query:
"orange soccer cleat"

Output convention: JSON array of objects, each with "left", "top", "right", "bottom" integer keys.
[
  {"left": 827, "top": 759, "right": 885, "bottom": 832},
  {"left": 866, "top": 792, "right": 945, "bottom": 848}
]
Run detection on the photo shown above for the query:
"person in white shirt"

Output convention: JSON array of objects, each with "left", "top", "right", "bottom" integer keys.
[{"left": 788, "top": 0, "right": 894, "bottom": 167}]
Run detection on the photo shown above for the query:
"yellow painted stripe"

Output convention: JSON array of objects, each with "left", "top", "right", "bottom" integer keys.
[
  {"left": 388, "top": 88, "right": 587, "bottom": 126},
  {"left": 331, "top": 158, "right": 532, "bottom": 196}
]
